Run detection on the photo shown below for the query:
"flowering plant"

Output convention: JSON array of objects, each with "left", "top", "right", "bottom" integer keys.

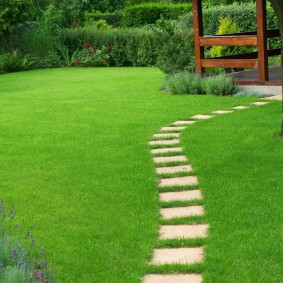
[{"left": 74, "top": 42, "right": 114, "bottom": 67}]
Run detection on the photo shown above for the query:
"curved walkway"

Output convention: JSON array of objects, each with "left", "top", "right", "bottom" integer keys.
[{"left": 143, "top": 101, "right": 269, "bottom": 283}]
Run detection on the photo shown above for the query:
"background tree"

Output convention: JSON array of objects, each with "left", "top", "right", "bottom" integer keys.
[
  {"left": 0, "top": 0, "right": 34, "bottom": 49},
  {"left": 269, "top": 0, "right": 283, "bottom": 133}
]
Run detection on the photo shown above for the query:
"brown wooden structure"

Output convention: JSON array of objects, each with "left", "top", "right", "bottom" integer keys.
[{"left": 192, "top": 0, "right": 281, "bottom": 85}]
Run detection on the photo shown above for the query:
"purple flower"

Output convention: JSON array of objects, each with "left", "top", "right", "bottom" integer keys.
[
  {"left": 12, "top": 248, "right": 17, "bottom": 259},
  {"left": 18, "top": 260, "right": 23, "bottom": 269},
  {"left": 39, "top": 247, "right": 43, "bottom": 257}
]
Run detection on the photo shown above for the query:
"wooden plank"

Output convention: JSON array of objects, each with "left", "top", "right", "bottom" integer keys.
[
  {"left": 201, "top": 59, "right": 258, "bottom": 68},
  {"left": 212, "top": 29, "right": 279, "bottom": 38},
  {"left": 212, "top": 48, "right": 281, "bottom": 60},
  {"left": 199, "top": 36, "right": 258, "bottom": 46},
  {"left": 256, "top": 0, "right": 268, "bottom": 82},
  {"left": 192, "top": 0, "right": 204, "bottom": 74}
]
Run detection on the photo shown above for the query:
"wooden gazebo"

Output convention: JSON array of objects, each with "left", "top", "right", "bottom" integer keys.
[{"left": 192, "top": 0, "right": 281, "bottom": 85}]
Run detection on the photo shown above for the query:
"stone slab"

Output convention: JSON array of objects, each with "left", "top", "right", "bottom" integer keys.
[
  {"left": 150, "top": 247, "right": 203, "bottom": 265},
  {"left": 159, "top": 176, "right": 198, "bottom": 187},
  {"left": 212, "top": 110, "right": 233, "bottom": 114},
  {"left": 159, "top": 224, "right": 209, "bottom": 239},
  {"left": 159, "top": 190, "right": 202, "bottom": 202},
  {"left": 251, "top": 101, "right": 269, "bottom": 105},
  {"left": 153, "top": 156, "right": 187, "bottom": 164},
  {"left": 233, "top": 106, "right": 250, "bottom": 110},
  {"left": 156, "top": 165, "right": 192, "bottom": 174},
  {"left": 160, "top": 126, "right": 186, "bottom": 131},
  {"left": 151, "top": 147, "right": 183, "bottom": 154},
  {"left": 191, "top": 115, "right": 213, "bottom": 120},
  {"left": 160, "top": 205, "right": 204, "bottom": 219},
  {"left": 153, "top": 133, "right": 180, "bottom": 138},
  {"left": 173, "top": 120, "right": 196, "bottom": 125},
  {"left": 238, "top": 85, "right": 282, "bottom": 96},
  {"left": 264, "top": 95, "right": 282, "bottom": 101},
  {"left": 149, "top": 139, "right": 180, "bottom": 146},
  {"left": 143, "top": 274, "right": 202, "bottom": 283}
]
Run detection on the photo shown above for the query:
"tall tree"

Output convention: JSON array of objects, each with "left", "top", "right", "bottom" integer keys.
[{"left": 269, "top": 0, "right": 283, "bottom": 133}]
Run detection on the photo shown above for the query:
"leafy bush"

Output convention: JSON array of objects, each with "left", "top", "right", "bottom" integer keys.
[
  {"left": 58, "top": 27, "right": 163, "bottom": 67},
  {"left": 234, "top": 91, "right": 264, "bottom": 98},
  {"left": 0, "top": 50, "right": 29, "bottom": 73},
  {"left": 122, "top": 3, "right": 192, "bottom": 27},
  {"left": 165, "top": 72, "right": 203, "bottom": 94},
  {"left": 164, "top": 72, "right": 238, "bottom": 95},
  {"left": 84, "top": 11, "right": 123, "bottom": 27},
  {"left": 202, "top": 74, "right": 238, "bottom": 96}
]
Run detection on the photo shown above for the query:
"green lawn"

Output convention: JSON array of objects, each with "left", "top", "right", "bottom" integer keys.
[{"left": 0, "top": 67, "right": 282, "bottom": 282}]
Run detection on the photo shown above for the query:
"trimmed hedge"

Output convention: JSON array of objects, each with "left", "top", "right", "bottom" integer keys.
[
  {"left": 122, "top": 3, "right": 192, "bottom": 27},
  {"left": 58, "top": 27, "right": 195, "bottom": 70},
  {"left": 59, "top": 28, "right": 162, "bottom": 67}
]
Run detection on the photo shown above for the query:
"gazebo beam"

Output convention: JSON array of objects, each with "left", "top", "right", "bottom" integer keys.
[
  {"left": 192, "top": 0, "right": 204, "bottom": 74},
  {"left": 256, "top": 0, "right": 269, "bottom": 83}
]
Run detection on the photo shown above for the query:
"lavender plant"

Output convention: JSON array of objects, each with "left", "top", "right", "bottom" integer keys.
[{"left": 0, "top": 200, "right": 55, "bottom": 282}]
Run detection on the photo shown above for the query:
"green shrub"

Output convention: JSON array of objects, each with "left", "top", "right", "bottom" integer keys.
[
  {"left": 58, "top": 27, "right": 163, "bottom": 67},
  {"left": 234, "top": 91, "right": 264, "bottom": 98},
  {"left": 202, "top": 74, "right": 238, "bottom": 96},
  {"left": 0, "top": 50, "right": 28, "bottom": 73},
  {"left": 164, "top": 72, "right": 238, "bottom": 95},
  {"left": 157, "top": 29, "right": 195, "bottom": 73},
  {"left": 165, "top": 72, "right": 203, "bottom": 94},
  {"left": 84, "top": 11, "right": 123, "bottom": 27},
  {"left": 122, "top": 3, "right": 192, "bottom": 27}
]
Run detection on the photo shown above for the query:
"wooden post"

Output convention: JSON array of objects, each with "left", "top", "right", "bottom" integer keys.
[
  {"left": 192, "top": 0, "right": 204, "bottom": 74},
  {"left": 256, "top": 0, "right": 269, "bottom": 83}
]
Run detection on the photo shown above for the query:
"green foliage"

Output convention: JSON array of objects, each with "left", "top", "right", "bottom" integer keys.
[
  {"left": 84, "top": 11, "right": 123, "bottom": 27},
  {"left": 202, "top": 74, "right": 238, "bottom": 96},
  {"left": 164, "top": 72, "right": 203, "bottom": 95},
  {"left": 0, "top": 50, "right": 28, "bottom": 73},
  {"left": 122, "top": 3, "right": 192, "bottom": 27},
  {"left": 210, "top": 16, "right": 251, "bottom": 58},
  {"left": 58, "top": 27, "right": 163, "bottom": 67},
  {"left": 57, "top": 45, "right": 79, "bottom": 66},
  {"left": 84, "top": 19, "right": 110, "bottom": 30},
  {"left": 234, "top": 91, "right": 264, "bottom": 98},
  {"left": 164, "top": 71, "right": 237, "bottom": 95},
  {"left": 0, "top": 0, "right": 34, "bottom": 33}
]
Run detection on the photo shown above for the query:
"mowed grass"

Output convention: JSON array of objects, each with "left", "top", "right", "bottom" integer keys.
[{"left": 0, "top": 67, "right": 282, "bottom": 282}]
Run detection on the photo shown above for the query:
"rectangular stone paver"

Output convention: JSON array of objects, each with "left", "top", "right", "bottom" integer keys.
[
  {"left": 160, "top": 126, "right": 186, "bottom": 131},
  {"left": 251, "top": 101, "right": 269, "bottom": 105},
  {"left": 143, "top": 274, "right": 202, "bottom": 283},
  {"left": 149, "top": 139, "right": 180, "bottom": 146},
  {"left": 159, "top": 224, "right": 209, "bottom": 239},
  {"left": 150, "top": 247, "right": 203, "bottom": 265},
  {"left": 160, "top": 205, "right": 204, "bottom": 219},
  {"left": 212, "top": 110, "right": 233, "bottom": 114},
  {"left": 156, "top": 165, "right": 192, "bottom": 174},
  {"left": 151, "top": 147, "right": 183, "bottom": 154},
  {"left": 153, "top": 133, "right": 180, "bottom": 138},
  {"left": 159, "top": 176, "right": 198, "bottom": 187},
  {"left": 191, "top": 114, "right": 213, "bottom": 120},
  {"left": 173, "top": 120, "right": 196, "bottom": 125},
  {"left": 153, "top": 155, "right": 187, "bottom": 164},
  {"left": 159, "top": 190, "right": 202, "bottom": 202},
  {"left": 233, "top": 106, "right": 249, "bottom": 110}
]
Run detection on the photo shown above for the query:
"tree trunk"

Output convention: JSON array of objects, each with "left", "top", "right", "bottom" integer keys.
[{"left": 269, "top": 0, "right": 283, "bottom": 134}]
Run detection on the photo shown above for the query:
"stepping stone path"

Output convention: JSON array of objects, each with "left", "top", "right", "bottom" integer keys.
[{"left": 144, "top": 102, "right": 269, "bottom": 283}]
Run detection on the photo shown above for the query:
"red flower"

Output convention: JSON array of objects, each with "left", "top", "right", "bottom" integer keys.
[
  {"left": 73, "top": 58, "right": 81, "bottom": 66},
  {"left": 103, "top": 58, "right": 107, "bottom": 63},
  {"left": 107, "top": 45, "right": 114, "bottom": 51},
  {"left": 88, "top": 52, "right": 94, "bottom": 57},
  {"left": 92, "top": 46, "right": 97, "bottom": 51},
  {"left": 84, "top": 42, "right": 91, "bottom": 49}
]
